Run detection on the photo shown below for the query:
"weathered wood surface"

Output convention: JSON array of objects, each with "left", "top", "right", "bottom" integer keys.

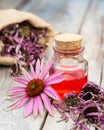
[{"left": 0, "top": 0, "right": 104, "bottom": 130}]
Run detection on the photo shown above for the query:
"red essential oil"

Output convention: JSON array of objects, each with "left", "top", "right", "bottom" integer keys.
[
  {"left": 51, "top": 68, "right": 88, "bottom": 98},
  {"left": 51, "top": 33, "right": 88, "bottom": 99}
]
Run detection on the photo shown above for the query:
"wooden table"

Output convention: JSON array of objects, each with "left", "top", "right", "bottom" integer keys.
[{"left": 0, "top": 0, "right": 104, "bottom": 129}]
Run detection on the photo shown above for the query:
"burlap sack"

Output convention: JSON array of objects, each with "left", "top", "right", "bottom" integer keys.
[{"left": 0, "top": 9, "right": 56, "bottom": 66}]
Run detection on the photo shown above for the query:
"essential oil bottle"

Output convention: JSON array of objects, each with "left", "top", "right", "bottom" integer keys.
[{"left": 50, "top": 33, "right": 88, "bottom": 98}]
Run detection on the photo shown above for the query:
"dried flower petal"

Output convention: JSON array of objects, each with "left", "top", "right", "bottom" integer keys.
[
  {"left": 53, "top": 82, "right": 104, "bottom": 130},
  {"left": 0, "top": 21, "right": 46, "bottom": 75}
]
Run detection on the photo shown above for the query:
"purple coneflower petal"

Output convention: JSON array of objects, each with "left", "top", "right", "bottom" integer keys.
[
  {"left": 41, "top": 93, "right": 53, "bottom": 115},
  {"left": 9, "top": 86, "right": 25, "bottom": 93},
  {"left": 13, "top": 77, "right": 28, "bottom": 85},
  {"left": 41, "top": 60, "right": 53, "bottom": 79},
  {"left": 45, "top": 72, "right": 64, "bottom": 83},
  {"left": 87, "top": 112, "right": 99, "bottom": 116},
  {"left": 45, "top": 86, "right": 61, "bottom": 101},
  {"left": 24, "top": 98, "right": 34, "bottom": 117},
  {"left": 45, "top": 76, "right": 66, "bottom": 85},
  {"left": 36, "top": 96, "right": 43, "bottom": 116},
  {"left": 7, "top": 93, "right": 26, "bottom": 100},
  {"left": 30, "top": 64, "right": 36, "bottom": 79},
  {"left": 44, "top": 89, "right": 58, "bottom": 100},
  {"left": 35, "top": 59, "right": 41, "bottom": 78},
  {"left": 8, "top": 92, "right": 25, "bottom": 97},
  {"left": 40, "top": 58, "right": 44, "bottom": 73},
  {"left": 9, "top": 96, "right": 29, "bottom": 109},
  {"left": 8, "top": 89, "right": 25, "bottom": 96},
  {"left": 22, "top": 68, "right": 32, "bottom": 80},
  {"left": 33, "top": 98, "right": 38, "bottom": 117}
]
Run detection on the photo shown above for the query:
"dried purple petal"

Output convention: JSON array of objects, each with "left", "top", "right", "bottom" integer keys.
[
  {"left": 10, "top": 62, "right": 21, "bottom": 76},
  {"left": 64, "top": 92, "right": 79, "bottom": 107},
  {"left": 79, "top": 82, "right": 100, "bottom": 97},
  {"left": 0, "top": 21, "right": 46, "bottom": 75},
  {"left": 79, "top": 82, "right": 103, "bottom": 103},
  {"left": 53, "top": 101, "right": 69, "bottom": 122},
  {"left": 54, "top": 82, "right": 104, "bottom": 130},
  {"left": 83, "top": 105, "right": 99, "bottom": 123}
]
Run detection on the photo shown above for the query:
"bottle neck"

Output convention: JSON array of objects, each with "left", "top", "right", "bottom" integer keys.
[{"left": 53, "top": 47, "right": 84, "bottom": 61}]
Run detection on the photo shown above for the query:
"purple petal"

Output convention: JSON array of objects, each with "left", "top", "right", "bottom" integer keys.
[
  {"left": 70, "top": 110, "right": 77, "bottom": 122},
  {"left": 41, "top": 58, "right": 45, "bottom": 72},
  {"left": 22, "top": 68, "right": 32, "bottom": 80},
  {"left": 45, "top": 72, "right": 64, "bottom": 83},
  {"left": 45, "top": 76, "right": 66, "bottom": 85},
  {"left": 9, "top": 91, "right": 25, "bottom": 96},
  {"left": 33, "top": 98, "right": 38, "bottom": 117},
  {"left": 9, "top": 86, "right": 25, "bottom": 93},
  {"left": 81, "top": 125, "right": 89, "bottom": 130},
  {"left": 35, "top": 59, "right": 41, "bottom": 78},
  {"left": 15, "top": 44, "right": 21, "bottom": 54},
  {"left": 13, "top": 77, "right": 28, "bottom": 85},
  {"left": 45, "top": 86, "right": 61, "bottom": 101},
  {"left": 36, "top": 96, "right": 43, "bottom": 116},
  {"left": 87, "top": 112, "right": 99, "bottom": 116},
  {"left": 9, "top": 96, "right": 29, "bottom": 109},
  {"left": 30, "top": 64, "right": 36, "bottom": 79},
  {"left": 24, "top": 98, "right": 34, "bottom": 117},
  {"left": 7, "top": 93, "right": 26, "bottom": 100},
  {"left": 41, "top": 93, "right": 53, "bottom": 115},
  {"left": 44, "top": 89, "right": 58, "bottom": 100},
  {"left": 41, "top": 60, "right": 53, "bottom": 79}
]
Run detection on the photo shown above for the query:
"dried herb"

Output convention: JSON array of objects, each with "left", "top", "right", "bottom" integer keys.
[
  {"left": 53, "top": 82, "right": 104, "bottom": 130},
  {"left": 0, "top": 21, "right": 46, "bottom": 75}
]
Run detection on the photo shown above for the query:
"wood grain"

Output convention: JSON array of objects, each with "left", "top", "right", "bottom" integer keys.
[
  {"left": 81, "top": 0, "right": 104, "bottom": 85},
  {"left": 41, "top": 0, "right": 95, "bottom": 130},
  {"left": 0, "top": 0, "right": 24, "bottom": 9},
  {"left": 0, "top": 68, "right": 47, "bottom": 130},
  {"left": 101, "top": 15, "right": 104, "bottom": 87},
  {"left": 0, "top": 0, "right": 104, "bottom": 130},
  {"left": 22, "top": 0, "right": 92, "bottom": 33}
]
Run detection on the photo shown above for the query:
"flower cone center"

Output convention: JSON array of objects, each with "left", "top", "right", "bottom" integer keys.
[{"left": 26, "top": 79, "right": 44, "bottom": 97}]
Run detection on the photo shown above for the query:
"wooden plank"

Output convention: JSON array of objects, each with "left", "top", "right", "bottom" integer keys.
[
  {"left": 21, "top": 0, "right": 48, "bottom": 13},
  {"left": 42, "top": 107, "right": 74, "bottom": 130},
  {"left": 81, "top": 0, "right": 104, "bottom": 85},
  {"left": 0, "top": 0, "right": 24, "bottom": 9},
  {"left": 0, "top": 1, "right": 49, "bottom": 130},
  {"left": 22, "top": 0, "right": 92, "bottom": 33},
  {"left": 15, "top": 0, "right": 31, "bottom": 10},
  {"left": 42, "top": 0, "right": 104, "bottom": 129},
  {"left": 101, "top": 17, "right": 104, "bottom": 87},
  {"left": 43, "top": 107, "right": 95, "bottom": 130},
  {"left": 0, "top": 68, "right": 47, "bottom": 130},
  {"left": 0, "top": 0, "right": 103, "bottom": 130},
  {"left": 41, "top": 0, "right": 96, "bottom": 130}
]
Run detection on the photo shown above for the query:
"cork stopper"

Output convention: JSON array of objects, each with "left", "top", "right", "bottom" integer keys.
[{"left": 54, "top": 33, "right": 82, "bottom": 51}]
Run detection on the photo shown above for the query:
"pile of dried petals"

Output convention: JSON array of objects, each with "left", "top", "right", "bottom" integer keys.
[
  {"left": 53, "top": 82, "right": 104, "bottom": 130},
  {"left": 0, "top": 21, "right": 46, "bottom": 75}
]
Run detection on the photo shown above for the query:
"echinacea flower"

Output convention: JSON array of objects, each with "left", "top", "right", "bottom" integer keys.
[{"left": 8, "top": 59, "right": 66, "bottom": 117}]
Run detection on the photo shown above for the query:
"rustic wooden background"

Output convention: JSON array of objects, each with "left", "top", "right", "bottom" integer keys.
[{"left": 0, "top": 0, "right": 104, "bottom": 130}]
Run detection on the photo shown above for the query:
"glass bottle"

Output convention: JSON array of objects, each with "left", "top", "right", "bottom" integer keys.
[{"left": 50, "top": 33, "right": 88, "bottom": 99}]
